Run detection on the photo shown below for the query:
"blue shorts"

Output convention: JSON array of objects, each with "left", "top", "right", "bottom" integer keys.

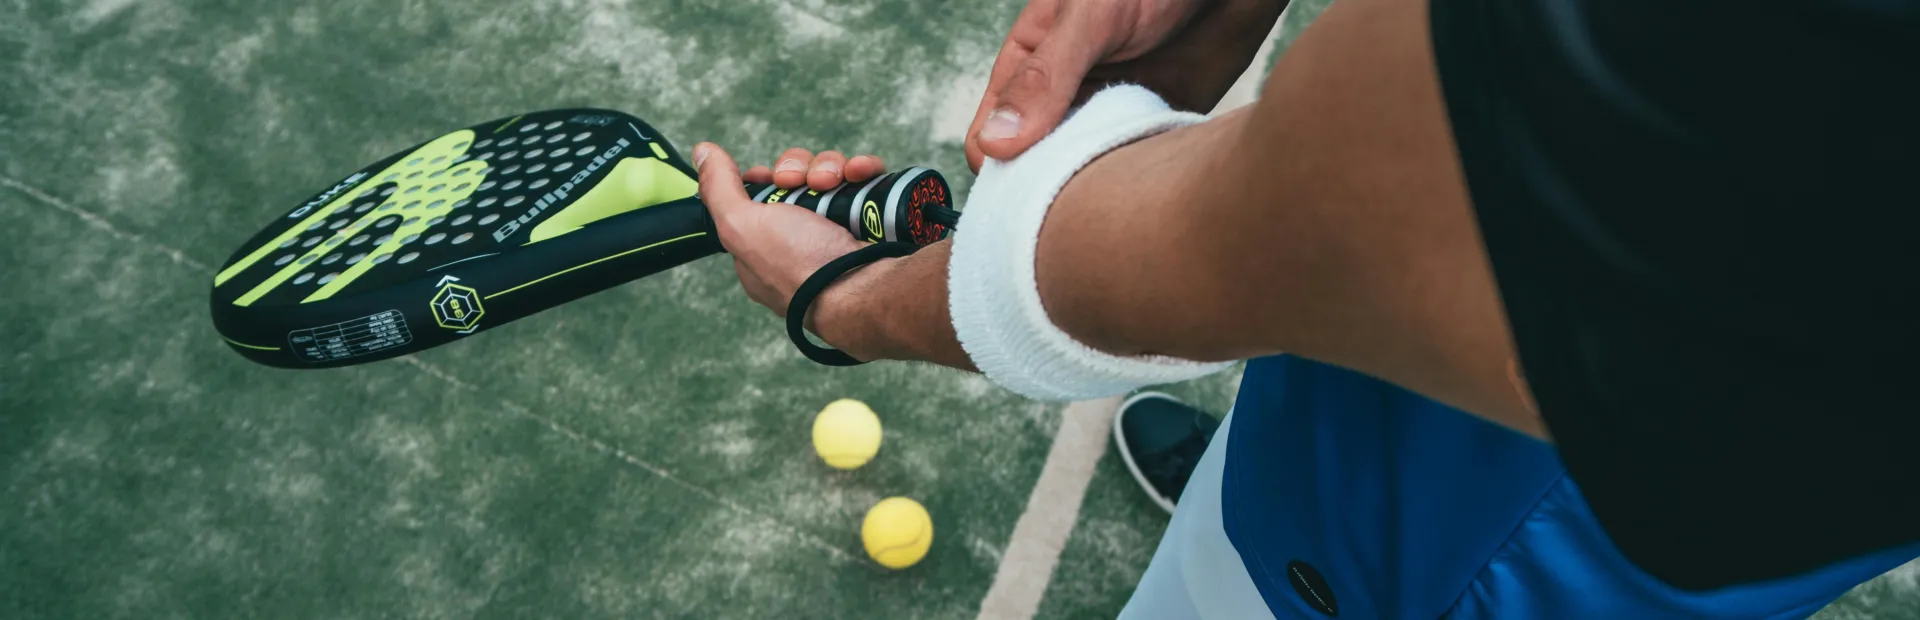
[{"left": 1122, "top": 355, "right": 1919, "bottom": 618}]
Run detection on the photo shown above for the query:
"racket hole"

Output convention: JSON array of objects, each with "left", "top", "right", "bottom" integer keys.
[
  {"left": 501, "top": 164, "right": 521, "bottom": 175},
  {"left": 499, "top": 151, "right": 519, "bottom": 161},
  {"left": 406, "top": 171, "right": 424, "bottom": 180},
  {"left": 298, "top": 255, "right": 316, "bottom": 265},
  {"left": 278, "top": 238, "right": 299, "bottom": 249},
  {"left": 451, "top": 215, "right": 472, "bottom": 226},
  {"left": 397, "top": 252, "right": 419, "bottom": 264},
  {"left": 477, "top": 197, "right": 498, "bottom": 208},
  {"left": 520, "top": 124, "right": 539, "bottom": 133},
  {"left": 478, "top": 181, "right": 497, "bottom": 191},
  {"left": 545, "top": 133, "right": 564, "bottom": 144},
  {"left": 384, "top": 173, "right": 400, "bottom": 182},
  {"left": 428, "top": 216, "right": 445, "bottom": 226},
  {"left": 426, "top": 232, "right": 447, "bottom": 244},
  {"left": 478, "top": 214, "right": 499, "bottom": 225},
  {"left": 373, "top": 234, "right": 392, "bottom": 245},
  {"left": 526, "top": 163, "right": 546, "bottom": 174},
  {"left": 453, "top": 182, "right": 471, "bottom": 192},
  {"left": 305, "top": 221, "right": 325, "bottom": 231},
  {"left": 350, "top": 234, "right": 370, "bottom": 246},
  {"left": 403, "top": 217, "right": 419, "bottom": 227},
  {"left": 500, "top": 137, "right": 519, "bottom": 147},
  {"left": 329, "top": 219, "right": 349, "bottom": 229},
  {"left": 529, "top": 179, "right": 549, "bottom": 189},
  {"left": 454, "top": 141, "right": 471, "bottom": 149},
  {"left": 325, "top": 237, "right": 343, "bottom": 247},
  {"left": 380, "top": 186, "right": 398, "bottom": 197},
  {"left": 427, "top": 199, "right": 446, "bottom": 210},
  {"left": 347, "top": 253, "right": 366, "bottom": 265},
  {"left": 376, "top": 217, "right": 397, "bottom": 228},
  {"left": 572, "top": 132, "right": 590, "bottom": 142},
  {"left": 408, "top": 158, "right": 424, "bottom": 167},
  {"left": 576, "top": 145, "right": 597, "bottom": 155},
  {"left": 354, "top": 203, "right": 374, "bottom": 213},
  {"left": 453, "top": 232, "right": 474, "bottom": 244},
  {"left": 474, "top": 139, "right": 493, "bottom": 149},
  {"left": 543, "top": 121, "right": 562, "bottom": 130},
  {"left": 273, "top": 254, "right": 295, "bottom": 266},
  {"left": 451, "top": 199, "right": 471, "bottom": 209},
  {"left": 554, "top": 162, "right": 573, "bottom": 172},
  {"left": 430, "top": 156, "right": 447, "bottom": 165},
  {"left": 473, "top": 152, "right": 492, "bottom": 161},
  {"left": 525, "top": 148, "right": 544, "bottom": 159},
  {"left": 405, "top": 185, "right": 422, "bottom": 194},
  {"left": 452, "top": 168, "right": 471, "bottom": 178},
  {"left": 429, "top": 170, "right": 447, "bottom": 179},
  {"left": 373, "top": 253, "right": 393, "bottom": 264},
  {"left": 322, "top": 253, "right": 342, "bottom": 265},
  {"left": 504, "top": 196, "right": 525, "bottom": 207},
  {"left": 502, "top": 180, "right": 522, "bottom": 190},
  {"left": 293, "top": 273, "right": 314, "bottom": 284},
  {"left": 379, "top": 203, "right": 398, "bottom": 211},
  {"left": 429, "top": 184, "right": 446, "bottom": 193},
  {"left": 318, "top": 272, "right": 340, "bottom": 285},
  {"left": 401, "top": 234, "right": 419, "bottom": 244},
  {"left": 302, "top": 237, "right": 323, "bottom": 247},
  {"left": 549, "top": 147, "right": 570, "bottom": 158}
]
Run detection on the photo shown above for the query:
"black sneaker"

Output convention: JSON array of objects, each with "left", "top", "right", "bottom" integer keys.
[{"left": 1113, "top": 391, "right": 1221, "bottom": 514}]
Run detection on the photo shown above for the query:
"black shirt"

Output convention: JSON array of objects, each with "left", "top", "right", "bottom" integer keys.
[{"left": 1429, "top": 0, "right": 1920, "bottom": 591}]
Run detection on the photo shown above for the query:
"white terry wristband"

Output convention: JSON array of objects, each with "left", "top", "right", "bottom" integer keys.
[{"left": 948, "top": 84, "right": 1234, "bottom": 402}]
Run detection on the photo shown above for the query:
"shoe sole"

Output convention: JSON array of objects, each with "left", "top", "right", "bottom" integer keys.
[{"left": 1113, "top": 390, "right": 1181, "bottom": 515}]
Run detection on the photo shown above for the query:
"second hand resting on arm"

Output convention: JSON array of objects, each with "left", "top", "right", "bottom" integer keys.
[{"left": 692, "top": 0, "right": 1546, "bottom": 439}]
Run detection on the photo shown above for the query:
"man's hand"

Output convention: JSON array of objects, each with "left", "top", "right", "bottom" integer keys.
[
  {"left": 691, "top": 143, "right": 886, "bottom": 318},
  {"left": 964, "top": 0, "right": 1286, "bottom": 171}
]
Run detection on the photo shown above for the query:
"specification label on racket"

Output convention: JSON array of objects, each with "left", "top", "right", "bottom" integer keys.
[{"left": 288, "top": 310, "right": 413, "bottom": 363}]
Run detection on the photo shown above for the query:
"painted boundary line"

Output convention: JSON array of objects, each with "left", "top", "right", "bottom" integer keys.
[{"left": 976, "top": 396, "right": 1123, "bottom": 620}]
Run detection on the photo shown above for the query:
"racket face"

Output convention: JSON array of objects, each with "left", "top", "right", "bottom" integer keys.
[{"left": 211, "top": 109, "right": 720, "bottom": 368}]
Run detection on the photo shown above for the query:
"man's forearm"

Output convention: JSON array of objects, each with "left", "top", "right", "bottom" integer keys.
[
  {"left": 810, "top": 0, "right": 1546, "bottom": 437},
  {"left": 811, "top": 241, "right": 974, "bottom": 370},
  {"left": 810, "top": 110, "right": 1256, "bottom": 370}
]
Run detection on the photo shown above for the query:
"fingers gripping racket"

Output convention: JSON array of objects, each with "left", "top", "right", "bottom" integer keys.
[{"left": 210, "top": 108, "right": 957, "bottom": 369}]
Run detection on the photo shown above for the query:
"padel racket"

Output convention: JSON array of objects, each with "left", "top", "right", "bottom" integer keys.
[{"left": 210, "top": 108, "right": 957, "bottom": 369}]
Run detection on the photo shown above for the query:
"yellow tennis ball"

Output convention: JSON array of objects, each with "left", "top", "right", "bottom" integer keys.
[
  {"left": 862, "top": 497, "right": 933, "bottom": 569},
  {"left": 812, "top": 398, "right": 882, "bottom": 470}
]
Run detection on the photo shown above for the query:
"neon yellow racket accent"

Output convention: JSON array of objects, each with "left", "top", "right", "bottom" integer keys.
[
  {"left": 227, "top": 130, "right": 483, "bottom": 306},
  {"left": 485, "top": 232, "right": 707, "bottom": 300},
  {"left": 525, "top": 155, "right": 698, "bottom": 244},
  {"left": 221, "top": 336, "right": 281, "bottom": 351}
]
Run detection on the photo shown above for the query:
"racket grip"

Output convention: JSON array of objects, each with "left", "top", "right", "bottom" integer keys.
[{"left": 742, "top": 167, "right": 957, "bottom": 245}]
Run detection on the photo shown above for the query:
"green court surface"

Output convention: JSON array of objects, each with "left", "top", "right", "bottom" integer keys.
[{"left": 1, "top": 1, "right": 1913, "bottom": 618}]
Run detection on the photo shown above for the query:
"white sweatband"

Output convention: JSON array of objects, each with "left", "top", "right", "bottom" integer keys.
[{"left": 948, "top": 84, "right": 1234, "bottom": 402}]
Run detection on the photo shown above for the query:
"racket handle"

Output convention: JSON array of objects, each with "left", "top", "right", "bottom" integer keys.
[{"left": 742, "top": 167, "right": 957, "bottom": 245}]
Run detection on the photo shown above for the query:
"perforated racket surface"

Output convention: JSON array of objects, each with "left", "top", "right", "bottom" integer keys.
[{"left": 211, "top": 108, "right": 955, "bottom": 369}]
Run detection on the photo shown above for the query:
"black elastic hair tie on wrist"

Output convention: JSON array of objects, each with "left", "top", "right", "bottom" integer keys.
[{"left": 786, "top": 241, "right": 920, "bottom": 366}]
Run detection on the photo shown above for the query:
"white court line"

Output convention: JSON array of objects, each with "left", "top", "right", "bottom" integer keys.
[
  {"left": 0, "top": 173, "right": 855, "bottom": 564},
  {"left": 972, "top": 13, "right": 1285, "bottom": 618},
  {"left": 976, "top": 396, "right": 1123, "bottom": 620}
]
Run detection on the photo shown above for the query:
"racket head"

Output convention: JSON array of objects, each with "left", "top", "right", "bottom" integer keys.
[{"left": 211, "top": 109, "right": 720, "bottom": 369}]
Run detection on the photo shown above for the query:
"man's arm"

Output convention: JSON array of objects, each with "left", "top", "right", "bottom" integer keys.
[{"left": 813, "top": 0, "right": 1545, "bottom": 437}]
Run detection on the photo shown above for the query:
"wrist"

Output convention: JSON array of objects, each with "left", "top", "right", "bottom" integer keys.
[{"left": 804, "top": 256, "right": 900, "bottom": 362}]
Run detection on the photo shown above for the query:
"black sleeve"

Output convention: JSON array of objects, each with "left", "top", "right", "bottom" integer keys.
[{"left": 1428, "top": 0, "right": 1920, "bottom": 591}]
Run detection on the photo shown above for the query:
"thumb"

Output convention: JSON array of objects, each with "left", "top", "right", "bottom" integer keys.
[
  {"left": 692, "top": 142, "right": 751, "bottom": 217},
  {"left": 976, "top": 17, "right": 1112, "bottom": 162}
]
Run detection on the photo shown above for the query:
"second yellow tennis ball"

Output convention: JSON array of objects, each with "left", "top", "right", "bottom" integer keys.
[
  {"left": 812, "top": 398, "right": 882, "bottom": 469},
  {"left": 862, "top": 497, "right": 933, "bottom": 569}
]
